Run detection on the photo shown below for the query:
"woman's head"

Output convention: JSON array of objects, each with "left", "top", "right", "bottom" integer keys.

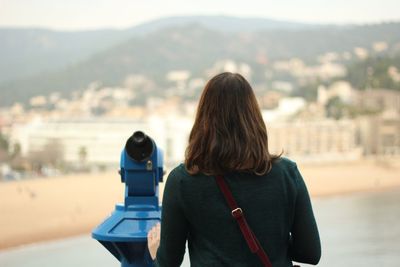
[{"left": 185, "top": 72, "right": 281, "bottom": 176}]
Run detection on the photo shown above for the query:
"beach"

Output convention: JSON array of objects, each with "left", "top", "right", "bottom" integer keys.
[{"left": 1, "top": 158, "right": 400, "bottom": 250}]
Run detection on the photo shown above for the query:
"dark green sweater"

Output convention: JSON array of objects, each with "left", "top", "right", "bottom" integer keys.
[{"left": 155, "top": 157, "right": 321, "bottom": 267}]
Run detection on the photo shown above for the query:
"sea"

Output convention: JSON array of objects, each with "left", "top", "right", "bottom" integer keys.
[{"left": 1, "top": 189, "right": 399, "bottom": 267}]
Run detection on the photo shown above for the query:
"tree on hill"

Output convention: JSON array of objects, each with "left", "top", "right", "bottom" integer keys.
[{"left": 345, "top": 55, "right": 400, "bottom": 90}]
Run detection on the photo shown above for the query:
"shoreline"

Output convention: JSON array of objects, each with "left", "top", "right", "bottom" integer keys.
[
  {"left": 1, "top": 159, "right": 400, "bottom": 250},
  {"left": 2, "top": 186, "right": 400, "bottom": 253},
  {"left": 312, "top": 184, "right": 400, "bottom": 198}
]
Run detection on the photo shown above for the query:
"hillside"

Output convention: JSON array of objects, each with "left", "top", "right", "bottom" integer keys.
[
  {"left": 0, "top": 28, "right": 131, "bottom": 83},
  {"left": 0, "top": 19, "right": 400, "bottom": 106},
  {"left": 345, "top": 54, "right": 400, "bottom": 90},
  {"left": 0, "top": 16, "right": 313, "bottom": 84}
]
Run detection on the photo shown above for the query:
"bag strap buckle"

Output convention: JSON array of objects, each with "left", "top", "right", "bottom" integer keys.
[{"left": 231, "top": 207, "right": 243, "bottom": 219}]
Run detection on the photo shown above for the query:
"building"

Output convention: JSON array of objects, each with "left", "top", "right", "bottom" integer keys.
[
  {"left": 357, "top": 110, "right": 400, "bottom": 156},
  {"left": 10, "top": 118, "right": 145, "bottom": 168},
  {"left": 10, "top": 116, "right": 193, "bottom": 169},
  {"left": 11, "top": 114, "right": 383, "bottom": 169},
  {"left": 317, "top": 81, "right": 356, "bottom": 106},
  {"left": 262, "top": 97, "right": 306, "bottom": 122},
  {"left": 268, "top": 119, "right": 362, "bottom": 162},
  {"left": 355, "top": 89, "right": 400, "bottom": 114}
]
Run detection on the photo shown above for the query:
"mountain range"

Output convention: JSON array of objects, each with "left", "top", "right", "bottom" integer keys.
[
  {"left": 0, "top": 16, "right": 321, "bottom": 83},
  {"left": 0, "top": 16, "right": 399, "bottom": 107}
]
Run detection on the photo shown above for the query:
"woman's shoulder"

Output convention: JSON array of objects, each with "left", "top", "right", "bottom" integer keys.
[
  {"left": 273, "top": 156, "right": 298, "bottom": 171},
  {"left": 273, "top": 157, "right": 306, "bottom": 190},
  {"left": 168, "top": 163, "right": 211, "bottom": 178},
  {"left": 163, "top": 163, "right": 211, "bottom": 195},
  {"left": 271, "top": 156, "right": 304, "bottom": 185},
  {"left": 165, "top": 163, "right": 196, "bottom": 184},
  {"left": 167, "top": 158, "right": 298, "bottom": 179},
  {"left": 167, "top": 163, "right": 189, "bottom": 178}
]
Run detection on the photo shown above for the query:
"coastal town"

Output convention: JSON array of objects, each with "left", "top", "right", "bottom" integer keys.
[
  {"left": 1, "top": 5, "right": 400, "bottom": 266},
  {"left": 1, "top": 42, "right": 400, "bottom": 180}
]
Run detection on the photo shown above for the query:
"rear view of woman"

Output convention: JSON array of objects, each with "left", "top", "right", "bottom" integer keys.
[{"left": 148, "top": 72, "right": 321, "bottom": 266}]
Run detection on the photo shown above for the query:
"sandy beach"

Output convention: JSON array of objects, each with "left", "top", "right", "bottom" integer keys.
[{"left": 1, "top": 158, "right": 400, "bottom": 250}]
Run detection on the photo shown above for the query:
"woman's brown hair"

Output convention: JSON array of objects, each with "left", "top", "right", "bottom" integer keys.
[{"left": 185, "top": 72, "right": 281, "bottom": 176}]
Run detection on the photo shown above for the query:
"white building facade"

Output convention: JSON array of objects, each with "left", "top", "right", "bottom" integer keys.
[{"left": 10, "top": 115, "right": 363, "bottom": 169}]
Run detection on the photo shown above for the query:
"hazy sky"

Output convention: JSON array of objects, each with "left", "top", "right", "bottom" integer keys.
[{"left": 1, "top": 0, "right": 399, "bottom": 30}]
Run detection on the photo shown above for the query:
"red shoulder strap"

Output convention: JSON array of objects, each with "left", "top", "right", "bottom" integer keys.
[{"left": 215, "top": 175, "right": 273, "bottom": 267}]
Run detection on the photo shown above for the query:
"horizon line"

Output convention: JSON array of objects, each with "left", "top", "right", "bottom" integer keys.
[{"left": 0, "top": 14, "right": 399, "bottom": 32}]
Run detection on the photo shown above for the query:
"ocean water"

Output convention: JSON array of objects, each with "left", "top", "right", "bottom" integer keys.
[{"left": 1, "top": 189, "right": 399, "bottom": 267}]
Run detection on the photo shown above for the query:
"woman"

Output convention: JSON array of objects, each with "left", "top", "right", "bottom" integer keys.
[{"left": 148, "top": 72, "right": 321, "bottom": 266}]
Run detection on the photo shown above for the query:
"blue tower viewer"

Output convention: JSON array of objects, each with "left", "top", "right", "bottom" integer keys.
[{"left": 92, "top": 131, "right": 163, "bottom": 267}]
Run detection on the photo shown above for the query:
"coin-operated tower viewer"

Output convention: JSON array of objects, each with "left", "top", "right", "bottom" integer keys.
[{"left": 92, "top": 131, "right": 163, "bottom": 267}]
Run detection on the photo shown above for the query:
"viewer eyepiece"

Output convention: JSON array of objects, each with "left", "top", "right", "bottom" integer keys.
[
  {"left": 125, "top": 131, "right": 154, "bottom": 162},
  {"left": 132, "top": 131, "right": 146, "bottom": 146}
]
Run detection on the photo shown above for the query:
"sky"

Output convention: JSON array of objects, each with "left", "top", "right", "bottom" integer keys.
[{"left": 0, "top": 0, "right": 399, "bottom": 30}]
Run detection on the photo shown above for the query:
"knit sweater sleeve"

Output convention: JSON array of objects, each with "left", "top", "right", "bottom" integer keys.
[
  {"left": 289, "top": 164, "right": 321, "bottom": 265},
  {"left": 154, "top": 168, "right": 188, "bottom": 267}
]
